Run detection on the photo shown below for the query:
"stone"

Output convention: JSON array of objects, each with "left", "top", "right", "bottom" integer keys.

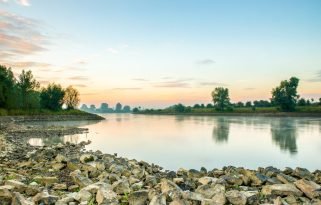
[
  {"left": 5, "top": 180, "right": 27, "bottom": 192},
  {"left": 34, "top": 176, "right": 58, "bottom": 186},
  {"left": 75, "top": 189, "right": 92, "bottom": 202},
  {"left": 80, "top": 154, "right": 96, "bottom": 163},
  {"left": 0, "top": 186, "right": 13, "bottom": 203},
  {"left": 33, "top": 190, "right": 58, "bottom": 205},
  {"left": 53, "top": 183, "right": 67, "bottom": 190},
  {"left": 276, "top": 173, "right": 297, "bottom": 184},
  {"left": 261, "top": 184, "right": 303, "bottom": 197},
  {"left": 161, "top": 179, "right": 182, "bottom": 194},
  {"left": 225, "top": 190, "right": 247, "bottom": 205},
  {"left": 169, "top": 199, "right": 189, "bottom": 205},
  {"left": 52, "top": 163, "right": 65, "bottom": 170},
  {"left": 55, "top": 154, "right": 68, "bottom": 163},
  {"left": 149, "top": 194, "right": 166, "bottom": 205},
  {"left": 221, "top": 174, "right": 243, "bottom": 186},
  {"left": 241, "top": 191, "right": 259, "bottom": 204},
  {"left": 112, "top": 179, "right": 131, "bottom": 194},
  {"left": 188, "top": 169, "right": 205, "bottom": 178},
  {"left": 128, "top": 190, "right": 149, "bottom": 205},
  {"left": 70, "top": 170, "right": 93, "bottom": 188},
  {"left": 12, "top": 192, "right": 33, "bottom": 205},
  {"left": 211, "top": 193, "right": 226, "bottom": 205},
  {"left": 96, "top": 187, "right": 118, "bottom": 205},
  {"left": 294, "top": 179, "right": 321, "bottom": 199},
  {"left": 182, "top": 191, "right": 205, "bottom": 202},
  {"left": 195, "top": 184, "right": 225, "bottom": 199},
  {"left": 198, "top": 177, "right": 217, "bottom": 185},
  {"left": 293, "top": 167, "right": 313, "bottom": 180},
  {"left": 67, "top": 159, "right": 81, "bottom": 171}
]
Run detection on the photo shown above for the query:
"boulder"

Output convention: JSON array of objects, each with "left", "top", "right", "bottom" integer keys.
[
  {"left": 294, "top": 179, "right": 321, "bottom": 199},
  {"left": 5, "top": 180, "right": 27, "bottom": 193},
  {"left": 128, "top": 190, "right": 149, "bottom": 205},
  {"left": 195, "top": 184, "right": 225, "bottom": 199},
  {"left": 225, "top": 190, "right": 247, "bottom": 205},
  {"left": 70, "top": 170, "right": 93, "bottom": 188},
  {"left": 261, "top": 184, "right": 303, "bottom": 197},
  {"left": 149, "top": 194, "right": 166, "bottom": 205},
  {"left": 12, "top": 192, "right": 34, "bottom": 205},
  {"left": 33, "top": 190, "right": 58, "bottom": 205},
  {"left": 80, "top": 154, "right": 96, "bottom": 163},
  {"left": 96, "top": 187, "right": 118, "bottom": 205}
]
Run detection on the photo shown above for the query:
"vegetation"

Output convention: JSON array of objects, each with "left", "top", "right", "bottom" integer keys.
[
  {"left": 0, "top": 65, "right": 81, "bottom": 115},
  {"left": 212, "top": 87, "right": 231, "bottom": 111},
  {"left": 136, "top": 77, "right": 321, "bottom": 115},
  {"left": 80, "top": 102, "right": 132, "bottom": 113}
]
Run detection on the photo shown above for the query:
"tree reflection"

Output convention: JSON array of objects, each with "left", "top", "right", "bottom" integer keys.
[
  {"left": 212, "top": 117, "right": 230, "bottom": 143},
  {"left": 270, "top": 119, "right": 298, "bottom": 154}
]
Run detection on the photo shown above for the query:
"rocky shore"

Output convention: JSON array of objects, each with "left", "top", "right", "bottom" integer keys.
[{"left": 0, "top": 122, "right": 320, "bottom": 205}]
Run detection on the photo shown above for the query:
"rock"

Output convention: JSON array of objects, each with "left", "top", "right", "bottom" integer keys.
[
  {"left": 195, "top": 184, "right": 225, "bottom": 199},
  {"left": 293, "top": 167, "right": 313, "bottom": 180},
  {"left": 211, "top": 193, "right": 226, "bottom": 205},
  {"left": 81, "top": 182, "right": 111, "bottom": 194},
  {"left": 160, "top": 179, "right": 182, "bottom": 200},
  {"left": 75, "top": 189, "right": 92, "bottom": 202},
  {"left": 262, "top": 184, "right": 303, "bottom": 197},
  {"left": 221, "top": 174, "right": 243, "bottom": 186},
  {"left": 0, "top": 186, "right": 13, "bottom": 203},
  {"left": 52, "top": 163, "right": 65, "bottom": 170},
  {"left": 67, "top": 159, "right": 81, "bottom": 171},
  {"left": 149, "top": 194, "right": 166, "bottom": 205},
  {"left": 128, "top": 190, "right": 149, "bottom": 205},
  {"left": 225, "top": 190, "right": 247, "bottom": 205},
  {"left": 33, "top": 190, "right": 58, "bottom": 205},
  {"left": 188, "top": 169, "right": 205, "bottom": 178},
  {"left": 241, "top": 191, "right": 259, "bottom": 204},
  {"left": 276, "top": 173, "right": 297, "bottom": 184},
  {"left": 96, "top": 187, "right": 118, "bottom": 205},
  {"left": 182, "top": 191, "right": 205, "bottom": 202},
  {"left": 12, "top": 192, "right": 34, "bottom": 205},
  {"left": 294, "top": 179, "right": 321, "bottom": 199},
  {"left": 251, "top": 173, "right": 269, "bottom": 186},
  {"left": 80, "top": 154, "right": 96, "bottom": 163},
  {"left": 169, "top": 199, "right": 189, "bottom": 205},
  {"left": 70, "top": 169, "right": 93, "bottom": 188},
  {"left": 112, "top": 179, "right": 131, "bottom": 194},
  {"left": 5, "top": 180, "right": 27, "bottom": 192},
  {"left": 55, "top": 154, "right": 68, "bottom": 163},
  {"left": 34, "top": 176, "right": 58, "bottom": 186},
  {"left": 198, "top": 177, "right": 217, "bottom": 185},
  {"left": 53, "top": 183, "right": 67, "bottom": 190}
]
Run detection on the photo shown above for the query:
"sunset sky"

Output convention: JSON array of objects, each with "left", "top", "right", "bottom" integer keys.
[{"left": 1, "top": 0, "right": 321, "bottom": 108}]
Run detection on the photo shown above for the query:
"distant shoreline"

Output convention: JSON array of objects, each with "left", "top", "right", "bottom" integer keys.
[{"left": 134, "top": 112, "right": 321, "bottom": 117}]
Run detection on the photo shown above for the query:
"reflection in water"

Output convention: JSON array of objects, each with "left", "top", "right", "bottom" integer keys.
[
  {"left": 271, "top": 119, "right": 298, "bottom": 154},
  {"left": 212, "top": 117, "right": 230, "bottom": 143}
]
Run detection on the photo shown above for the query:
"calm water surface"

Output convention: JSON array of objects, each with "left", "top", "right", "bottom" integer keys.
[{"left": 27, "top": 114, "right": 321, "bottom": 170}]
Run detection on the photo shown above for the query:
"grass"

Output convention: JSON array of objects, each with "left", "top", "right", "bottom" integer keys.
[{"left": 0, "top": 108, "right": 93, "bottom": 116}]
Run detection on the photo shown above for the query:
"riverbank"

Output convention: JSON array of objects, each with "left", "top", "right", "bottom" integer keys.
[
  {"left": 134, "top": 112, "right": 321, "bottom": 117},
  {"left": 0, "top": 122, "right": 320, "bottom": 204}
]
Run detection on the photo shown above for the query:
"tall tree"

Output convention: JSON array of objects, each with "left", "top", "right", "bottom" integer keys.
[
  {"left": 0, "top": 65, "right": 16, "bottom": 108},
  {"left": 211, "top": 87, "right": 230, "bottom": 111},
  {"left": 17, "top": 70, "right": 40, "bottom": 109},
  {"left": 40, "top": 83, "right": 65, "bottom": 110},
  {"left": 271, "top": 77, "right": 299, "bottom": 112},
  {"left": 115, "top": 103, "right": 122, "bottom": 112},
  {"left": 64, "top": 86, "right": 80, "bottom": 109}
]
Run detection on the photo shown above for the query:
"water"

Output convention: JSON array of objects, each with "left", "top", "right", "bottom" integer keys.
[{"left": 27, "top": 114, "right": 321, "bottom": 170}]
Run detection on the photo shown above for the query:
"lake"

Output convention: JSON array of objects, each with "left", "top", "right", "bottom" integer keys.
[{"left": 27, "top": 114, "right": 321, "bottom": 170}]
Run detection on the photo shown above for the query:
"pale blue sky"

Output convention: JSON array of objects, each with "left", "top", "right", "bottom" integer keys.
[{"left": 1, "top": 0, "right": 321, "bottom": 107}]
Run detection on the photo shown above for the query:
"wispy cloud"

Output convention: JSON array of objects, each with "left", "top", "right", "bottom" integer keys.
[
  {"left": 196, "top": 59, "right": 215, "bottom": 65},
  {"left": 112, "top": 87, "right": 142, "bottom": 90},
  {"left": 306, "top": 70, "right": 321, "bottom": 82},
  {"left": 2, "top": 61, "right": 51, "bottom": 69},
  {"left": 132, "top": 78, "right": 149, "bottom": 82},
  {"left": 153, "top": 79, "right": 193, "bottom": 88},
  {"left": 107, "top": 47, "right": 119, "bottom": 54},
  {"left": 68, "top": 76, "right": 89, "bottom": 81},
  {"left": 0, "top": 10, "right": 48, "bottom": 62},
  {"left": 199, "top": 82, "right": 227, "bottom": 86},
  {"left": 0, "top": 0, "right": 30, "bottom": 6},
  {"left": 244, "top": 87, "right": 255, "bottom": 90},
  {"left": 72, "top": 84, "right": 87, "bottom": 88}
]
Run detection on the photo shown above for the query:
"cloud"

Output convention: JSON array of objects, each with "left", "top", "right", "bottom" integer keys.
[
  {"left": 68, "top": 76, "right": 88, "bottom": 81},
  {"left": 132, "top": 78, "right": 149, "bottom": 82},
  {"left": 107, "top": 47, "right": 119, "bottom": 54},
  {"left": 306, "top": 70, "right": 321, "bottom": 82},
  {"left": 112, "top": 87, "right": 142, "bottom": 90},
  {"left": 199, "top": 82, "right": 227, "bottom": 86},
  {"left": 2, "top": 61, "right": 51, "bottom": 69},
  {"left": 153, "top": 79, "right": 192, "bottom": 88},
  {"left": 196, "top": 59, "right": 215, "bottom": 65},
  {"left": 0, "top": 10, "right": 48, "bottom": 61},
  {"left": 0, "top": 0, "right": 30, "bottom": 6},
  {"left": 244, "top": 87, "right": 255, "bottom": 90},
  {"left": 72, "top": 84, "right": 87, "bottom": 88}
]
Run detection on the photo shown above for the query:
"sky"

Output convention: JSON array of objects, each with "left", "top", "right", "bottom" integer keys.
[{"left": 1, "top": 0, "right": 321, "bottom": 108}]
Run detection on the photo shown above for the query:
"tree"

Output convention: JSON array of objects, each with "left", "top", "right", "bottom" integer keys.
[
  {"left": 115, "top": 103, "right": 122, "bottom": 112},
  {"left": 64, "top": 86, "right": 80, "bottom": 109},
  {"left": 297, "top": 98, "right": 306, "bottom": 106},
  {"left": 319, "top": 98, "right": 321, "bottom": 105},
  {"left": 80, "top": 104, "right": 89, "bottom": 111},
  {"left": 245, "top": 101, "right": 252, "bottom": 107},
  {"left": 271, "top": 77, "right": 299, "bottom": 112},
  {"left": 236, "top": 102, "right": 244, "bottom": 107},
  {"left": 123, "top": 105, "right": 131, "bottom": 112},
  {"left": 206, "top": 103, "right": 214, "bottom": 108},
  {"left": 212, "top": 87, "right": 230, "bottom": 111},
  {"left": 0, "top": 65, "right": 16, "bottom": 108},
  {"left": 17, "top": 70, "right": 40, "bottom": 109},
  {"left": 40, "top": 83, "right": 65, "bottom": 110}
]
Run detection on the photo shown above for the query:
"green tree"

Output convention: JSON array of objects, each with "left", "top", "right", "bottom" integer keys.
[
  {"left": 211, "top": 87, "right": 230, "bottom": 111},
  {"left": 0, "top": 65, "right": 16, "bottom": 108},
  {"left": 17, "top": 70, "right": 40, "bottom": 109},
  {"left": 64, "top": 86, "right": 80, "bottom": 109},
  {"left": 271, "top": 77, "right": 299, "bottom": 112},
  {"left": 319, "top": 98, "right": 321, "bottom": 105},
  {"left": 173, "top": 103, "right": 185, "bottom": 113},
  {"left": 297, "top": 98, "right": 306, "bottom": 106},
  {"left": 40, "top": 83, "right": 65, "bottom": 110}
]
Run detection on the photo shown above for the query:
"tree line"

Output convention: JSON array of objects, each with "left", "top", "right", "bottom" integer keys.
[
  {"left": 80, "top": 102, "right": 131, "bottom": 113},
  {"left": 142, "top": 77, "right": 320, "bottom": 113},
  {"left": 0, "top": 65, "right": 80, "bottom": 111}
]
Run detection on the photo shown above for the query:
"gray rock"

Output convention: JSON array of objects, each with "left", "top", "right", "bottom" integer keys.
[
  {"left": 80, "top": 154, "right": 96, "bottom": 163},
  {"left": 12, "top": 192, "right": 34, "bottom": 205},
  {"left": 128, "top": 190, "right": 149, "bottom": 205},
  {"left": 195, "top": 184, "right": 225, "bottom": 199},
  {"left": 5, "top": 180, "right": 27, "bottom": 193},
  {"left": 33, "top": 190, "right": 58, "bottom": 205},
  {"left": 261, "top": 184, "right": 303, "bottom": 197},
  {"left": 149, "top": 194, "right": 166, "bottom": 205},
  {"left": 70, "top": 169, "right": 93, "bottom": 188},
  {"left": 294, "top": 179, "right": 321, "bottom": 199},
  {"left": 96, "top": 187, "right": 119, "bottom": 205},
  {"left": 112, "top": 179, "right": 131, "bottom": 194},
  {"left": 225, "top": 190, "right": 247, "bottom": 205}
]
